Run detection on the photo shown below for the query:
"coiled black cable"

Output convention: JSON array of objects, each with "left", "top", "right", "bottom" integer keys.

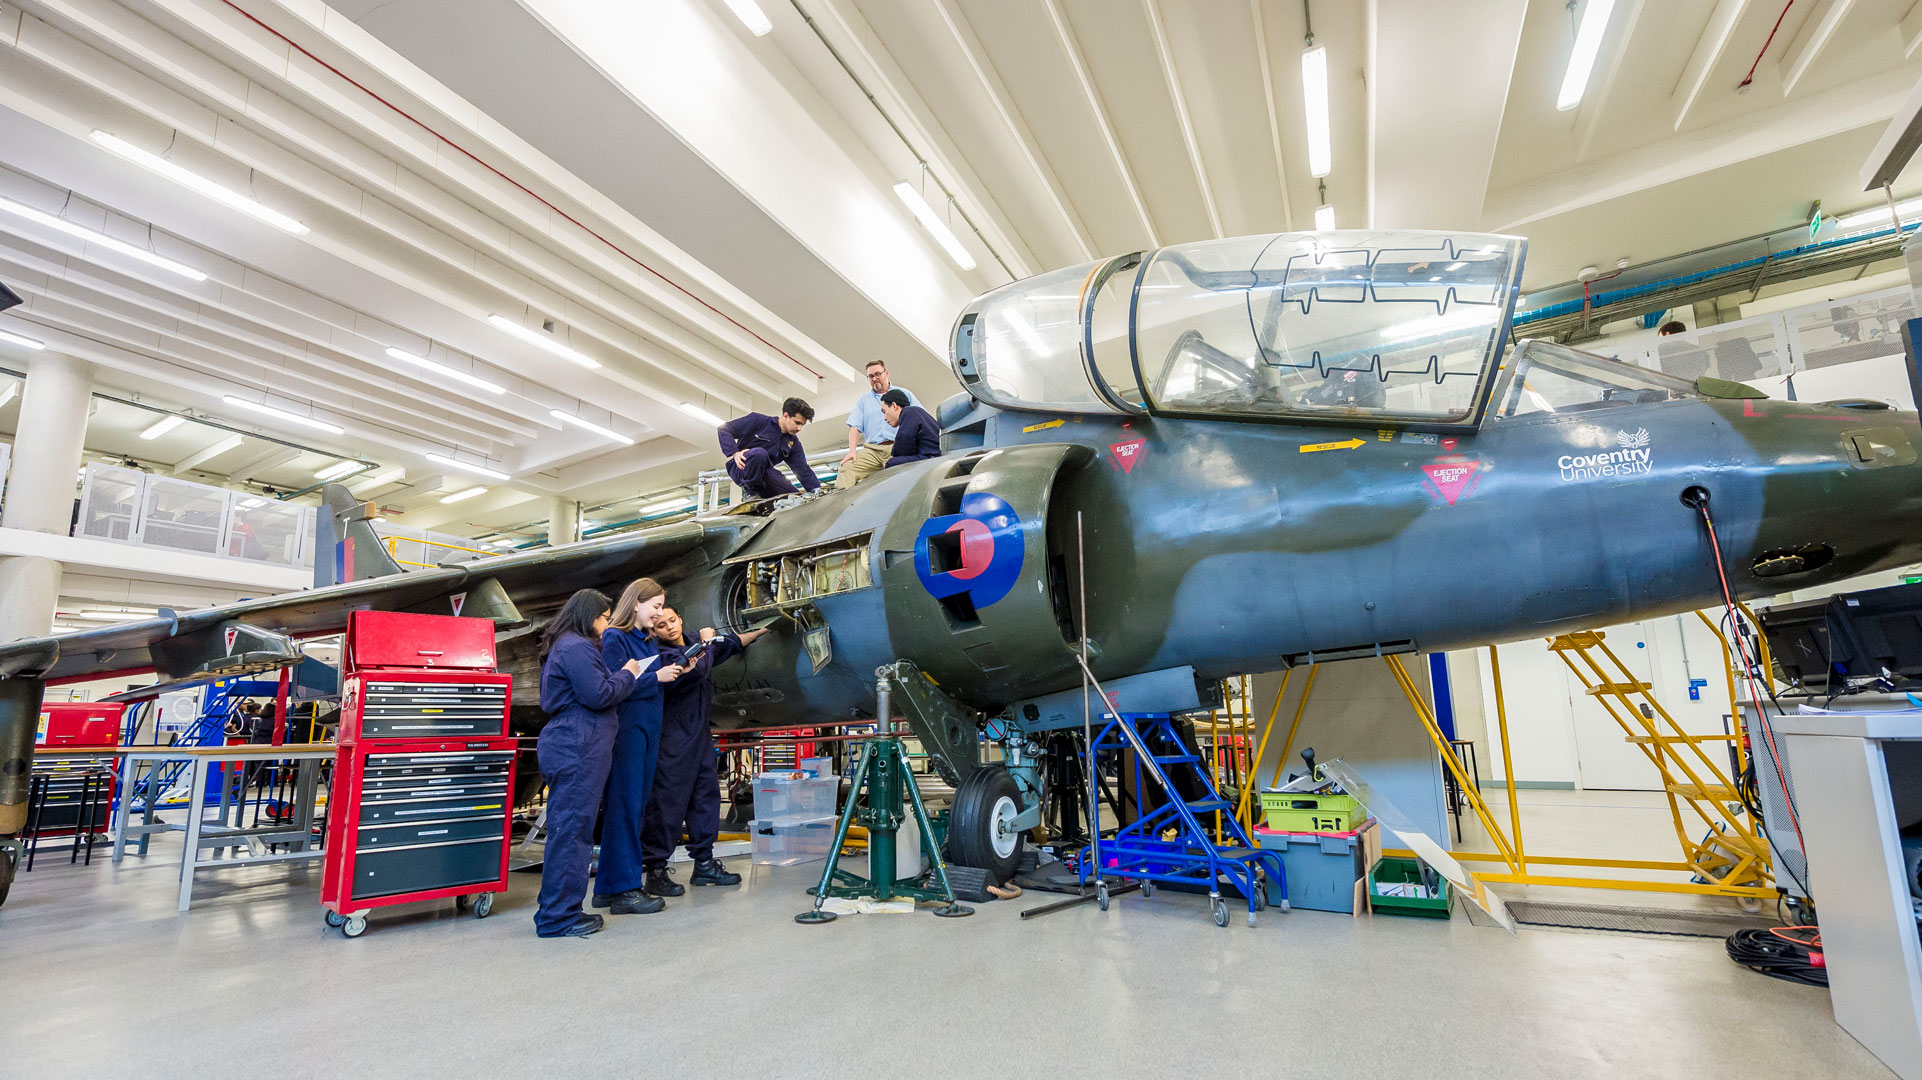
[{"left": 1726, "top": 927, "right": 1826, "bottom": 987}]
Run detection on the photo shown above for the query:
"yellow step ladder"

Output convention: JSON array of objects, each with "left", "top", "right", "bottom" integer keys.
[{"left": 1546, "top": 631, "right": 1773, "bottom": 895}]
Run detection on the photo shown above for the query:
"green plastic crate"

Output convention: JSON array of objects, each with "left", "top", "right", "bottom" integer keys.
[
  {"left": 1258, "top": 791, "right": 1359, "bottom": 833},
  {"left": 1367, "top": 856, "right": 1451, "bottom": 919}
]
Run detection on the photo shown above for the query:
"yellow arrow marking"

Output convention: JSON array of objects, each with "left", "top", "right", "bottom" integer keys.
[
  {"left": 1300, "top": 437, "right": 1367, "bottom": 453},
  {"left": 1022, "top": 418, "right": 1065, "bottom": 433}
]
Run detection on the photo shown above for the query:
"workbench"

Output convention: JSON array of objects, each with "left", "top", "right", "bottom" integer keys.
[
  {"left": 1777, "top": 710, "right": 1922, "bottom": 1080},
  {"left": 109, "top": 744, "right": 332, "bottom": 911}
]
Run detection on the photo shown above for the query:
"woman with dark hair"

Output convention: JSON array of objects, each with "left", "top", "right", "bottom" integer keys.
[
  {"left": 593, "top": 578, "right": 685, "bottom": 915},
  {"left": 534, "top": 588, "right": 644, "bottom": 939}
]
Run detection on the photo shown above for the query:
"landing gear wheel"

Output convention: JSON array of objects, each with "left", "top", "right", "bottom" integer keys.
[
  {"left": 324, "top": 910, "right": 346, "bottom": 928},
  {"left": 1140, "top": 881, "right": 1156, "bottom": 898},
  {"left": 0, "top": 843, "right": 16, "bottom": 909},
  {"left": 474, "top": 892, "right": 494, "bottom": 919},
  {"left": 949, "top": 766, "right": 1026, "bottom": 883},
  {"left": 342, "top": 915, "right": 368, "bottom": 938},
  {"left": 1212, "top": 897, "right": 1229, "bottom": 927},
  {"left": 1095, "top": 881, "right": 1110, "bottom": 911}
]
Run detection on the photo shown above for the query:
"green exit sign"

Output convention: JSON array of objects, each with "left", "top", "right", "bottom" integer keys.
[{"left": 1809, "top": 201, "right": 1823, "bottom": 239}]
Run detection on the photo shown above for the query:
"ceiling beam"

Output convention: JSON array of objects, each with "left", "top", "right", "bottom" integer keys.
[
  {"left": 926, "top": 0, "right": 1095, "bottom": 263},
  {"left": 1574, "top": 0, "right": 1646, "bottom": 162},
  {"left": 1040, "top": 0, "right": 1160, "bottom": 247},
  {"left": 227, "top": 445, "right": 299, "bottom": 479},
  {"left": 1249, "top": 0, "right": 1296, "bottom": 232},
  {"left": 1781, "top": 0, "right": 1857, "bottom": 97},
  {"left": 1140, "top": 0, "right": 1222, "bottom": 239},
  {"left": 1671, "top": 0, "right": 1750, "bottom": 132},
  {"left": 1902, "top": 1, "right": 1922, "bottom": 57},
  {"left": 171, "top": 431, "right": 245, "bottom": 474}
]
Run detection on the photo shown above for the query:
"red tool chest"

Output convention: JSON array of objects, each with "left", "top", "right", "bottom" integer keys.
[
  {"left": 31, "top": 702, "right": 123, "bottom": 836},
  {"left": 321, "top": 611, "right": 515, "bottom": 938}
]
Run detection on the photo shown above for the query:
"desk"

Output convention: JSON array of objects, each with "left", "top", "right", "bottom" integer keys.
[
  {"left": 110, "top": 744, "right": 333, "bottom": 911},
  {"left": 1778, "top": 712, "right": 1922, "bottom": 1080}
]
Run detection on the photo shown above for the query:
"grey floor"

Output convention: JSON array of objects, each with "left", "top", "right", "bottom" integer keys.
[{"left": 0, "top": 827, "right": 1888, "bottom": 1079}]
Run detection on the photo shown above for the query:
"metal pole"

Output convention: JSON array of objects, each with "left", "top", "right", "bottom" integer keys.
[
  {"left": 1489, "top": 645, "right": 1526, "bottom": 872},
  {"left": 1271, "top": 663, "right": 1320, "bottom": 786},
  {"left": 1078, "top": 512, "right": 1100, "bottom": 891},
  {"left": 1234, "top": 668, "right": 1292, "bottom": 829}
]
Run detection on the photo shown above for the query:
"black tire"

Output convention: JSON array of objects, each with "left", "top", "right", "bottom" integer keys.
[
  {"left": 948, "top": 766, "right": 1026, "bottom": 884},
  {"left": 0, "top": 845, "right": 14, "bottom": 909}
]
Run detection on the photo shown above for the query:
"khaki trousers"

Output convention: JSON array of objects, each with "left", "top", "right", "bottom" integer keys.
[{"left": 838, "top": 443, "right": 892, "bottom": 487}]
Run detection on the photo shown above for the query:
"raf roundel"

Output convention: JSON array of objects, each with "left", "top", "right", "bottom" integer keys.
[{"left": 913, "top": 492, "right": 1025, "bottom": 609}]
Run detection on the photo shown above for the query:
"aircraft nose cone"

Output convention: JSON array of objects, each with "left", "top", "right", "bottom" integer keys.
[{"left": 1735, "top": 408, "right": 1922, "bottom": 587}]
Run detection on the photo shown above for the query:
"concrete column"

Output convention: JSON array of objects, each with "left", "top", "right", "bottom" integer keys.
[
  {"left": 0, "top": 351, "right": 90, "bottom": 836},
  {"left": 548, "top": 496, "right": 579, "bottom": 546}
]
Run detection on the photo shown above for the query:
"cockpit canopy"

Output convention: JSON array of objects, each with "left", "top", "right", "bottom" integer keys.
[{"left": 951, "top": 231, "right": 1527, "bottom": 432}]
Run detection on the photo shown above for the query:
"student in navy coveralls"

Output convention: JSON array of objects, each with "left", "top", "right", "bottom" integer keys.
[
  {"left": 879, "top": 388, "right": 942, "bottom": 468},
  {"left": 640, "top": 605, "right": 768, "bottom": 896},
  {"left": 717, "top": 397, "right": 819, "bottom": 499},
  {"left": 534, "top": 589, "right": 644, "bottom": 938},
  {"left": 593, "top": 577, "right": 687, "bottom": 914}
]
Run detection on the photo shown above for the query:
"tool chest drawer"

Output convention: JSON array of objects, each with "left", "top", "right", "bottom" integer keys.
[
  {"left": 345, "top": 676, "right": 511, "bottom": 739},
  {"left": 348, "top": 838, "right": 505, "bottom": 900},
  {"left": 355, "top": 788, "right": 510, "bottom": 825},
  {"left": 357, "top": 815, "right": 508, "bottom": 851}
]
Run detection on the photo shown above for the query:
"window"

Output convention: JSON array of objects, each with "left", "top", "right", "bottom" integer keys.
[{"left": 1492, "top": 341, "right": 1697, "bottom": 420}]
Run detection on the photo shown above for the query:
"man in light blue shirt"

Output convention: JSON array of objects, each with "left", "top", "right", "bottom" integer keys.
[{"left": 838, "top": 360, "right": 920, "bottom": 487}]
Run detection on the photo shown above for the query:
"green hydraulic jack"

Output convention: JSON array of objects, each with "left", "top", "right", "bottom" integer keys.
[{"left": 796, "top": 670, "right": 973, "bottom": 924}]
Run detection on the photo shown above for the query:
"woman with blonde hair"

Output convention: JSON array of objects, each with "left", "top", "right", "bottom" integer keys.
[{"left": 593, "top": 577, "right": 685, "bottom": 914}]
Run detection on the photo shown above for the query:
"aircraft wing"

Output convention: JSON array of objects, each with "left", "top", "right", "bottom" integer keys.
[{"left": 0, "top": 484, "right": 766, "bottom": 685}]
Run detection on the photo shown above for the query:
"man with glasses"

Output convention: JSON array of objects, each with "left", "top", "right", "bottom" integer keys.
[{"left": 837, "top": 360, "right": 920, "bottom": 488}]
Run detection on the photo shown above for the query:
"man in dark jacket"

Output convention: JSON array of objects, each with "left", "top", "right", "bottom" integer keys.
[
  {"left": 718, "top": 397, "right": 819, "bottom": 499},
  {"left": 881, "top": 389, "right": 941, "bottom": 468}
]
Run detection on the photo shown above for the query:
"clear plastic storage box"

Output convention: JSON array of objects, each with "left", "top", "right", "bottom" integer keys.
[
  {"left": 750, "top": 818, "right": 836, "bottom": 866},
  {"left": 753, "top": 773, "right": 837, "bottom": 823}
]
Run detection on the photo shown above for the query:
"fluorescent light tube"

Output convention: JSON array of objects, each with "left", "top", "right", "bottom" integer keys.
[
  {"left": 139, "top": 414, "right": 184, "bottom": 439},
  {"left": 440, "top": 486, "right": 487, "bottom": 504},
  {"left": 0, "top": 328, "right": 45, "bottom": 350},
  {"left": 384, "top": 347, "right": 506, "bottom": 394},
  {"left": 1556, "top": 0, "right": 1617, "bottom": 112},
  {"left": 892, "top": 182, "right": 977, "bottom": 271},
  {"left": 314, "top": 460, "right": 363, "bottom": 481},
  {"left": 91, "top": 131, "right": 310, "bottom": 235},
  {"left": 1314, "top": 204, "right": 1336, "bottom": 231},
  {"left": 1301, "top": 45, "right": 1331, "bottom": 178},
  {"left": 0, "top": 382, "right": 17, "bottom": 409},
  {"left": 487, "top": 315, "right": 600, "bottom": 368},
  {"left": 681, "top": 402, "right": 723, "bottom": 426},
  {"left": 1833, "top": 197, "right": 1922, "bottom": 231},
  {"left": 722, "top": 0, "right": 773, "bottom": 35},
  {"left": 550, "top": 409, "right": 635, "bottom": 446},
  {"left": 351, "top": 466, "right": 405, "bottom": 492},
  {"left": 0, "top": 197, "right": 209, "bottom": 281},
  {"left": 426, "top": 453, "right": 510, "bottom": 481},
  {"left": 221, "top": 395, "right": 344, "bottom": 434}
]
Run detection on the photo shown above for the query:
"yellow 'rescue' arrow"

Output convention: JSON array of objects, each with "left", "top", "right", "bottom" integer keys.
[{"left": 1299, "top": 438, "right": 1367, "bottom": 453}]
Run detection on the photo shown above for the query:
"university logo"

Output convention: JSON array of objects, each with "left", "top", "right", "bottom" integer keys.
[
  {"left": 914, "top": 492, "right": 1024, "bottom": 609},
  {"left": 1558, "top": 428, "right": 1654, "bottom": 482}
]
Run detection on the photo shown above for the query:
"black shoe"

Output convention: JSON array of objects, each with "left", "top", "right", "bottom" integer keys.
[
  {"left": 644, "top": 867, "right": 685, "bottom": 897},
  {"left": 610, "top": 890, "right": 666, "bottom": 915},
  {"left": 539, "top": 913, "right": 604, "bottom": 938},
  {"left": 690, "top": 858, "right": 743, "bottom": 886},
  {"left": 590, "top": 893, "right": 615, "bottom": 909}
]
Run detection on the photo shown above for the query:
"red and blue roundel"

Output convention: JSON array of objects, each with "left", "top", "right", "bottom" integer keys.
[{"left": 913, "top": 492, "right": 1023, "bottom": 609}]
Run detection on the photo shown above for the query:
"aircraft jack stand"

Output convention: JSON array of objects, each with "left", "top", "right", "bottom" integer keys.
[{"left": 795, "top": 735, "right": 973, "bottom": 924}]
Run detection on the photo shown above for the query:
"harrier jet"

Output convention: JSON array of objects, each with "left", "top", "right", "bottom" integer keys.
[{"left": 3, "top": 230, "right": 1917, "bottom": 898}]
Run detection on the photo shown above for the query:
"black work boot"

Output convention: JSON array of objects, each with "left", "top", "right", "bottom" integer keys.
[
  {"left": 690, "top": 858, "right": 742, "bottom": 886},
  {"left": 644, "top": 867, "right": 685, "bottom": 897},
  {"left": 609, "top": 889, "right": 665, "bottom": 915}
]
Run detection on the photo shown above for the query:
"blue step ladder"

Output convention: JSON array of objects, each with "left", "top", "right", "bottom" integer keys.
[{"left": 1079, "top": 712, "right": 1287, "bottom": 927}]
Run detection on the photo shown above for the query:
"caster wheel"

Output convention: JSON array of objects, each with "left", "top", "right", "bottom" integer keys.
[
  {"left": 342, "top": 915, "right": 368, "bottom": 939},
  {"left": 1212, "top": 898, "right": 1229, "bottom": 928},
  {"left": 454, "top": 895, "right": 471, "bottom": 913},
  {"left": 1095, "top": 881, "right": 1110, "bottom": 911},
  {"left": 474, "top": 893, "right": 494, "bottom": 919},
  {"left": 1738, "top": 896, "right": 1764, "bottom": 914},
  {"left": 1253, "top": 888, "right": 1268, "bottom": 912},
  {"left": 1140, "top": 881, "right": 1155, "bottom": 898},
  {"left": 323, "top": 910, "right": 346, "bottom": 928}
]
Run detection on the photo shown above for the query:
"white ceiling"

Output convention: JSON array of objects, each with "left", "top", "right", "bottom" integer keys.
[{"left": 0, "top": 0, "right": 1918, "bottom": 542}]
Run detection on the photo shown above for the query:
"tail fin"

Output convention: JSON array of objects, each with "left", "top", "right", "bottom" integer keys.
[{"left": 315, "top": 483, "right": 406, "bottom": 589}]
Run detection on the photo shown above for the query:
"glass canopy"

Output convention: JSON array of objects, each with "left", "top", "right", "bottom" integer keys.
[{"left": 950, "top": 231, "right": 1526, "bottom": 431}]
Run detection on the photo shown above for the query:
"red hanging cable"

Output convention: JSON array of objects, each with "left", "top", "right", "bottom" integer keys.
[
  {"left": 1738, "top": 1, "right": 1795, "bottom": 90},
  {"left": 215, "top": 0, "right": 825, "bottom": 381}
]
